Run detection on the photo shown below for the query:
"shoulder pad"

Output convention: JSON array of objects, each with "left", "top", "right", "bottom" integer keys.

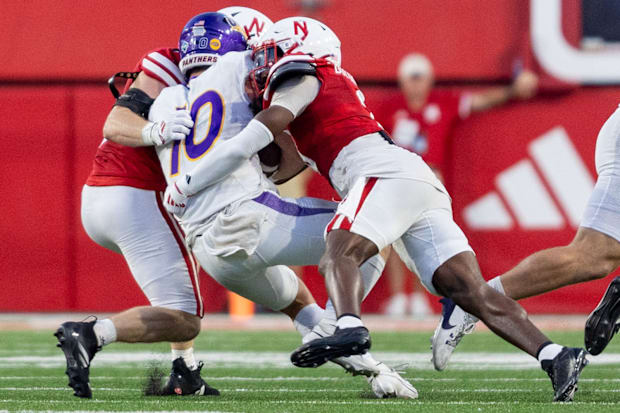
[{"left": 268, "top": 62, "right": 317, "bottom": 94}]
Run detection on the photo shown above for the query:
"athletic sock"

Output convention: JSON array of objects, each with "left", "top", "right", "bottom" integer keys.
[
  {"left": 537, "top": 342, "right": 564, "bottom": 365},
  {"left": 325, "top": 300, "right": 337, "bottom": 321},
  {"left": 172, "top": 347, "right": 198, "bottom": 370},
  {"left": 336, "top": 314, "right": 364, "bottom": 329},
  {"left": 487, "top": 277, "right": 506, "bottom": 295},
  {"left": 293, "top": 303, "right": 325, "bottom": 336},
  {"left": 93, "top": 319, "right": 117, "bottom": 347}
]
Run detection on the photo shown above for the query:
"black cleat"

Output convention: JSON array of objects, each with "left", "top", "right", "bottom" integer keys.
[
  {"left": 161, "top": 358, "right": 220, "bottom": 396},
  {"left": 585, "top": 276, "right": 620, "bottom": 355},
  {"left": 54, "top": 319, "right": 101, "bottom": 399},
  {"left": 290, "top": 326, "right": 371, "bottom": 368},
  {"left": 542, "top": 347, "right": 588, "bottom": 402}
]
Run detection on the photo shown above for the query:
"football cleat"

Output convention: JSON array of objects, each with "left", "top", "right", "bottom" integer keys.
[
  {"left": 430, "top": 298, "right": 477, "bottom": 371},
  {"left": 161, "top": 358, "right": 220, "bottom": 396},
  {"left": 302, "top": 319, "right": 416, "bottom": 398},
  {"left": 368, "top": 365, "right": 418, "bottom": 399},
  {"left": 291, "top": 326, "right": 371, "bottom": 368},
  {"left": 585, "top": 276, "right": 620, "bottom": 355},
  {"left": 542, "top": 347, "right": 588, "bottom": 402},
  {"left": 54, "top": 318, "right": 101, "bottom": 398}
]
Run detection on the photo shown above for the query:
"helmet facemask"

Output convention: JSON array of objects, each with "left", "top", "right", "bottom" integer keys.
[{"left": 249, "top": 41, "right": 287, "bottom": 99}]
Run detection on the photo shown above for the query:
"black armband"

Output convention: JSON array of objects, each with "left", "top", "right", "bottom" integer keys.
[{"left": 113, "top": 88, "right": 154, "bottom": 118}]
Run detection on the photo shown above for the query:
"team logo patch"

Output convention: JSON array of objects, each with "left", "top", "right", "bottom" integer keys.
[
  {"left": 180, "top": 41, "right": 189, "bottom": 53},
  {"left": 210, "top": 38, "right": 221, "bottom": 50}
]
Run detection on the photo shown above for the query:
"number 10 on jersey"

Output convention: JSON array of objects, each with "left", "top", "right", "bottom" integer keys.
[{"left": 170, "top": 90, "right": 225, "bottom": 176}]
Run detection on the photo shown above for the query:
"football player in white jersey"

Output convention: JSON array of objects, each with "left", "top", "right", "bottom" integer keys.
[
  {"left": 432, "top": 104, "right": 620, "bottom": 368},
  {"left": 56, "top": 8, "right": 278, "bottom": 399},
  {"left": 151, "top": 12, "right": 418, "bottom": 399}
]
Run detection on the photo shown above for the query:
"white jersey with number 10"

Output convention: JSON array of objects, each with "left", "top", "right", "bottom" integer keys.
[{"left": 149, "top": 51, "right": 270, "bottom": 245}]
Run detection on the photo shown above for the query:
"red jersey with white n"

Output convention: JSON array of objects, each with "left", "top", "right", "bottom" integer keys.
[
  {"left": 85, "top": 48, "right": 185, "bottom": 191},
  {"left": 264, "top": 57, "right": 382, "bottom": 178}
]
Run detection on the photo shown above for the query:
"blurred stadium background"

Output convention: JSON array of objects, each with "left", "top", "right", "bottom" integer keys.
[{"left": 2, "top": 0, "right": 620, "bottom": 318}]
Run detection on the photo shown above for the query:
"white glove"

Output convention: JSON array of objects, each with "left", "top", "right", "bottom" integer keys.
[
  {"left": 163, "top": 180, "right": 190, "bottom": 217},
  {"left": 142, "top": 109, "right": 194, "bottom": 146}
]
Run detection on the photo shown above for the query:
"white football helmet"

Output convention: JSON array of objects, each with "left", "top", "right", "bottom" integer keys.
[
  {"left": 218, "top": 6, "right": 273, "bottom": 46},
  {"left": 258, "top": 16, "right": 341, "bottom": 65}
]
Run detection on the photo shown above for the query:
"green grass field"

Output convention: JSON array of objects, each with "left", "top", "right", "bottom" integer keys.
[{"left": 1, "top": 329, "right": 619, "bottom": 412}]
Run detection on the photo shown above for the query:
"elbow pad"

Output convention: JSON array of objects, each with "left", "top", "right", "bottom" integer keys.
[{"left": 113, "top": 88, "right": 154, "bottom": 118}]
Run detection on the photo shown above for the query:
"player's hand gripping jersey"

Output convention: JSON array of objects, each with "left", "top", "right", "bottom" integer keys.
[
  {"left": 86, "top": 48, "right": 184, "bottom": 190},
  {"left": 150, "top": 51, "right": 271, "bottom": 245}
]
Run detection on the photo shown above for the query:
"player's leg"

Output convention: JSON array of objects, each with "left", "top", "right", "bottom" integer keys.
[
  {"left": 293, "top": 177, "right": 427, "bottom": 368},
  {"left": 434, "top": 169, "right": 620, "bottom": 367},
  {"left": 397, "top": 201, "right": 587, "bottom": 401},
  {"left": 58, "top": 186, "right": 214, "bottom": 398},
  {"left": 498, "top": 228, "right": 620, "bottom": 301},
  {"left": 194, "top": 194, "right": 416, "bottom": 398}
]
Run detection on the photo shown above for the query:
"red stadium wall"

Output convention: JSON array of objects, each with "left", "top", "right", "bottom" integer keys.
[
  {"left": 1, "top": 0, "right": 532, "bottom": 82},
  {"left": 1, "top": 85, "right": 618, "bottom": 313},
  {"left": 1, "top": 0, "right": 617, "bottom": 313}
]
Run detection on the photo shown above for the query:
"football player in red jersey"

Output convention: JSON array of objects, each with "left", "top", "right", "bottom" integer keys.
[
  {"left": 165, "top": 17, "right": 587, "bottom": 401},
  {"left": 55, "top": 8, "right": 273, "bottom": 399}
]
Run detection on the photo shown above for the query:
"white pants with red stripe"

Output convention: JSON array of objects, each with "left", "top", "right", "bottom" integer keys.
[
  {"left": 81, "top": 185, "right": 203, "bottom": 317},
  {"left": 327, "top": 177, "right": 472, "bottom": 295}
]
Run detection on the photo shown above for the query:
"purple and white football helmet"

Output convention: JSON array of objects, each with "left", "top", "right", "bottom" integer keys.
[{"left": 178, "top": 12, "right": 248, "bottom": 76}]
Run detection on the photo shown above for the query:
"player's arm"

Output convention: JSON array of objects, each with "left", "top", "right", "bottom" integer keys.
[
  {"left": 174, "top": 75, "right": 319, "bottom": 196},
  {"left": 102, "top": 72, "right": 193, "bottom": 147},
  {"left": 470, "top": 70, "right": 539, "bottom": 113}
]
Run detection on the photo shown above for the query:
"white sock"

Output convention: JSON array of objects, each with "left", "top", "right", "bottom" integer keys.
[
  {"left": 336, "top": 315, "right": 364, "bottom": 329},
  {"left": 324, "top": 300, "right": 337, "bottom": 322},
  {"left": 294, "top": 304, "right": 324, "bottom": 336},
  {"left": 172, "top": 347, "right": 197, "bottom": 370},
  {"left": 93, "top": 319, "right": 117, "bottom": 347},
  {"left": 537, "top": 343, "right": 564, "bottom": 363},
  {"left": 487, "top": 277, "right": 506, "bottom": 295}
]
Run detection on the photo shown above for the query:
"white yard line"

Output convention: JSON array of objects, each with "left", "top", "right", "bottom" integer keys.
[
  {"left": 2, "top": 351, "right": 620, "bottom": 370},
  {"left": 3, "top": 386, "right": 620, "bottom": 393},
  {"left": 1, "top": 399, "right": 619, "bottom": 406},
  {"left": 2, "top": 375, "right": 620, "bottom": 384}
]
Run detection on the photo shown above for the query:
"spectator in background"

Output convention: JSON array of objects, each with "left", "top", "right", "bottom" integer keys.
[{"left": 378, "top": 53, "right": 539, "bottom": 316}]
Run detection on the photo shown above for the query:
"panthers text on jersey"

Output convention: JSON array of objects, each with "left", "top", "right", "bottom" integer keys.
[
  {"left": 86, "top": 48, "right": 185, "bottom": 191},
  {"left": 150, "top": 51, "right": 270, "bottom": 245},
  {"left": 264, "top": 57, "right": 383, "bottom": 178}
]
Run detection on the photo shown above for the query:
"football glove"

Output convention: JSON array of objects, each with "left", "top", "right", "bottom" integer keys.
[
  {"left": 142, "top": 109, "right": 194, "bottom": 146},
  {"left": 164, "top": 180, "right": 190, "bottom": 217}
]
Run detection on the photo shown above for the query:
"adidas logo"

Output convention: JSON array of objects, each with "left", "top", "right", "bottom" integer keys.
[{"left": 463, "top": 126, "right": 595, "bottom": 230}]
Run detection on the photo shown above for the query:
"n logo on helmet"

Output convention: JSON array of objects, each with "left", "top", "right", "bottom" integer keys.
[
  {"left": 294, "top": 20, "right": 309, "bottom": 41},
  {"left": 246, "top": 18, "right": 265, "bottom": 37}
]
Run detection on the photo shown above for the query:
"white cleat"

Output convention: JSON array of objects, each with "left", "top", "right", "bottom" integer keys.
[
  {"left": 431, "top": 298, "right": 478, "bottom": 371},
  {"left": 303, "top": 318, "right": 418, "bottom": 399},
  {"left": 368, "top": 362, "right": 418, "bottom": 399}
]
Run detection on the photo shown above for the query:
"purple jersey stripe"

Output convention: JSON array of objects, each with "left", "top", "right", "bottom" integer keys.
[{"left": 252, "top": 192, "right": 335, "bottom": 217}]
